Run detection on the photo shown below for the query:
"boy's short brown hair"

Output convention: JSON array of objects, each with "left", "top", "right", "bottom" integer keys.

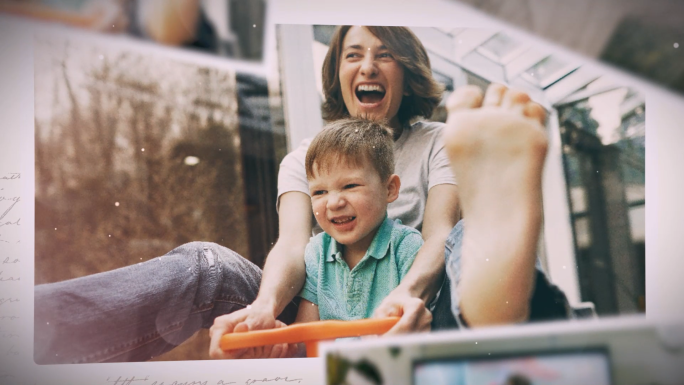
[
  {"left": 321, "top": 26, "right": 444, "bottom": 124},
  {"left": 305, "top": 118, "right": 394, "bottom": 182}
]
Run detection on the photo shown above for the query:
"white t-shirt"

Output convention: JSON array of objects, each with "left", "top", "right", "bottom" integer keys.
[{"left": 277, "top": 121, "right": 456, "bottom": 234}]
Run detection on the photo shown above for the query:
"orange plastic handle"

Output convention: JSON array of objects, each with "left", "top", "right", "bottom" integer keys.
[{"left": 220, "top": 317, "right": 400, "bottom": 357}]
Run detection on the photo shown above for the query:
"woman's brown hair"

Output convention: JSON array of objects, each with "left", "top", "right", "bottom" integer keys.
[{"left": 321, "top": 26, "right": 444, "bottom": 124}]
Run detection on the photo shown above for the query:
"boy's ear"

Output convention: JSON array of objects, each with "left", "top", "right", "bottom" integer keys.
[{"left": 386, "top": 174, "right": 400, "bottom": 203}]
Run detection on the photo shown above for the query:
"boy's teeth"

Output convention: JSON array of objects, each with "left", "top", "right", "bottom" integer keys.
[{"left": 332, "top": 216, "right": 354, "bottom": 224}]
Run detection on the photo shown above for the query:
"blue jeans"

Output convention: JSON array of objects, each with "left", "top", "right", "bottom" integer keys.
[
  {"left": 35, "top": 242, "right": 297, "bottom": 363},
  {"left": 34, "top": 221, "right": 567, "bottom": 364}
]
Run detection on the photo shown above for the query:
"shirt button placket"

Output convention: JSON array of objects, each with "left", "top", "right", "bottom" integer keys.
[{"left": 347, "top": 272, "right": 355, "bottom": 314}]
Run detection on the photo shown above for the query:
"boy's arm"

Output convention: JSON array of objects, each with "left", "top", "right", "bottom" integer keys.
[
  {"left": 374, "top": 184, "right": 460, "bottom": 333},
  {"left": 209, "top": 191, "right": 312, "bottom": 359}
]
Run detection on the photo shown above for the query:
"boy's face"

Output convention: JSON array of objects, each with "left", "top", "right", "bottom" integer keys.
[{"left": 309, "top": 156, "right": 399, "bottom": 255}]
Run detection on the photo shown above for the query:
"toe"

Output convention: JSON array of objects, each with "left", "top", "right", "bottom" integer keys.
[
  {"left": 502, "top": 89, "right": 531, "bottom": 109},
  {"left": 482, "top": 83, "right": 508, "bottom": 106},
  {"left": 523, "top": 102, "right": 547, "bottom": 126},
  {"left": 446, "top": 85, "right": 484, "bottom": 113}
]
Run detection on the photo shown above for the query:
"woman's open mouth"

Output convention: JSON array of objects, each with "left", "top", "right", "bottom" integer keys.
[{"left": 356, "top": 84, "right": 386, "bottom": 105}]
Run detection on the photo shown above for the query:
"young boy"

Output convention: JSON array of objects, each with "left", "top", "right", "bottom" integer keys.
[{"left": 290, "top": 117, "right": 424, "bottom": 355}]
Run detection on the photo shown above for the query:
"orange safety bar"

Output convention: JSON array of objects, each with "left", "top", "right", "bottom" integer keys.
[{"left": 220, "top": 317, "right": 400, "bottom": 358}]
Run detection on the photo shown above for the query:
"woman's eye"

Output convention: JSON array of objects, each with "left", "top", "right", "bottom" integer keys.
[
  {"left": 345, "top": 52, "right": 360, "bottom": 59},
  {"left": 378, "top": 52, "right": 393, "bottom": 59}
]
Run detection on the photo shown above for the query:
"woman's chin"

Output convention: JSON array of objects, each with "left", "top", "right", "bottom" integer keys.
[{"left": 355, "top": 105, "right": 386, "bottom": 120}]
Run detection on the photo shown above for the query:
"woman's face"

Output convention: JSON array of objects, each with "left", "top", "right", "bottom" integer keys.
[{"left": 338, "top": 26, "right": 406, "bottom": 130}]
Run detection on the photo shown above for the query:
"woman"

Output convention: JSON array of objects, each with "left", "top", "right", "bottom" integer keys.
[{"left": 35, "top": 26, "right": 569, "bottom": 364}]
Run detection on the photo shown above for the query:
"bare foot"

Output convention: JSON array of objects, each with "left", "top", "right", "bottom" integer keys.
[{"left": 443, "top": 84, "right": 548, "bottom": 326}]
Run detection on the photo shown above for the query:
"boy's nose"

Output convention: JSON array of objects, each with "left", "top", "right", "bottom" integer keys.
[{"left": 326, "top": 192, "right": 346, "bottom": 210}]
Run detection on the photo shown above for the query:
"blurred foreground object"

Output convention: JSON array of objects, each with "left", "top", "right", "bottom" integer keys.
[
  {"left": 454, "top": 0, "right": 684, "bottom": 94},
  {"left": 0, "top": 0, "right": 267, "bottom": 59},
  {"left": 322, "top": 316, "right": 684, "bottom": 385}
]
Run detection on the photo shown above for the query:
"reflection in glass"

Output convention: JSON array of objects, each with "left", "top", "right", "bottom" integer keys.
[
  {"left": 556, "top": 80, "right": 645, "bottom": 314},
  {"left": 524, "top": 56, "right": 573, "bottom": 88}
]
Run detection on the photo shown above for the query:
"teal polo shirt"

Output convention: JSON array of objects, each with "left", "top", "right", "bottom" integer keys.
[{"left": 299, "top": 217, "right": 423, "bottom": 320}]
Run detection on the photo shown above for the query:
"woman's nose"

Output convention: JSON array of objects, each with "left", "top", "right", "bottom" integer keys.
[{"left": 359, "top": 53, "right": 377, "bottom": 76}]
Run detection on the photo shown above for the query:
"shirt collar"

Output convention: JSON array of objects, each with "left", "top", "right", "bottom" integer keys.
[{"left": 325, "top": 216, "right": 394, "bottom": 263}]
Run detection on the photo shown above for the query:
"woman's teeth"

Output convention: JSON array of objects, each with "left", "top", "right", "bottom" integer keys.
[{"left": 357, "top": 84, "right": 385, "bottom": 92}]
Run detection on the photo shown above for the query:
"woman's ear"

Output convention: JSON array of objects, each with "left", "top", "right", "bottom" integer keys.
[{"left": 386, "top": 174, "right": 401, "bottom": 203}]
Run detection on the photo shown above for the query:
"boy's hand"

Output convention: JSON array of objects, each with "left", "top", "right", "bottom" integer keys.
[
  {"left": 373, "top": 293, "right": 432, "bottom": 334},
  {"left": 208, "top": 306, "right": 298, "bottom": 359}
]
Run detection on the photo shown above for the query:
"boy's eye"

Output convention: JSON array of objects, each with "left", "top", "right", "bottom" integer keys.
[
  {"left": 344, "top": 184, "right": 360, "bottom": 189},
  {"left": 312, "top": 190, "right": 326, "bottom": 196}
]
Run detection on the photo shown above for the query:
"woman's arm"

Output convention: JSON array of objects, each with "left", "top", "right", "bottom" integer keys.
[
  {"left": 290, "top": 298, "right": 321, "bottom": 357},
  {"left": 374, "top": 184, "right": 460, "bottom": 333},
  {"left": 253, "top": 191, "right": 313, "bottom": 316},
  {"left": 209, "top": 191, "right": 313, "bottom": 359}
]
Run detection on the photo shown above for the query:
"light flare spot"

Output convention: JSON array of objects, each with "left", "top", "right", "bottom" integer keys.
[
  {"left": 184, "top": 156, "right": 200, "bottom": 166},
  {"left": 115, "top": 202, "right": 120, "bottom": 206}
]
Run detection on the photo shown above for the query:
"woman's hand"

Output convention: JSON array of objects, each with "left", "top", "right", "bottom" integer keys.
[
  {"left": 373, "top": 293, "right": 432, "bottom": 334},
  {"left": 209, "top": 306, "right": 298, "bottom": 359}
]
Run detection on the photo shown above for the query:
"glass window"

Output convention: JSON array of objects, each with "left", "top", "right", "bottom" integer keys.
[
  {"left": 477, "top": 32, "right": 527, "bottom": 64},
  {"left": 523, "top": 55, "right": 577, "bottom": 88}
]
